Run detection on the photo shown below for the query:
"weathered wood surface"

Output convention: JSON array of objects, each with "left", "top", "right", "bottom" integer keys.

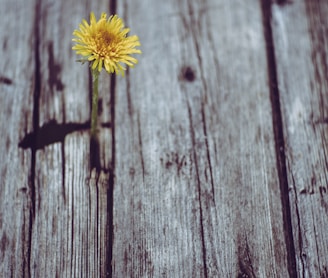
[
  {"left": 113, "top": 0, "right": 290, "bottom": 277},
  {"left": 1, "top": 0, "right": 113, "bottom": 276},
  {"left": 272, "top": 1, "right": 328, "bottom": 277},
  {"left": 0, "top": 0, "right": 327, "bottom": 277},
  {"left": 31, "top": 0, "right": 114, "bottom": 276},
  {"left": 0, "top": 0, "right": 34, "bottom": 276},
  {"left": 30, "top": 0, "right": 112, "bottom": 276}
]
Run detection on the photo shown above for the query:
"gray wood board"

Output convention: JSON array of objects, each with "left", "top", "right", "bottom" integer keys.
[
  {"left": 0, "top": 0, "right": 35, "bottom": 276},
  {"left": 30, "top": 0, "right": 113, "bottom": 276},
  {"left": 3, "top": 0, "right": 327, "bottom": 276},
  {"left": 272, "top": 1, "right": 328, "bottom": 277},
  {"left": 112, "top": 0, "right": 290, "bottom": 276},
  {"left": 0, "top": 0, "right": 113, "bottom": 276}
]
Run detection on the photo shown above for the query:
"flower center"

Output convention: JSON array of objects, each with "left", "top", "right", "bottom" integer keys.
[{"left": 92, "top": 29, "right": 119, "bottom": 59}]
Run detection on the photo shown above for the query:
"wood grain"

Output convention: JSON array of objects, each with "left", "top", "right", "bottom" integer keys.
[
  {"left": 26, "top": 0, "right": 113, "bottom": 276},
  {"left": 2, "top": 0, "right": 327, "bottom": 276},
  {"left": 0, "top": 0, "right": 35, "bottom": 276},
  {"left": 112, "top": 0, "right": 290, "bottom": 276},
  {"left": 272, "top": 1, "right": 328, "bottom": 276}
]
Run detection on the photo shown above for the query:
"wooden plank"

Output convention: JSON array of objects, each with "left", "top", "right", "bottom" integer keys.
[
  {"left": 113, "top": 2, "right": 204, "bottom": 275},
  {"left": 113, "top": 0, "right": 290, "bottom": 276},
  {"left": 26, "top": 1, "right": 113, "bottom": 276},
  {"left": 0, "top": 0, "right": 36, "bottom": 276},
  {"left": 272, "top": 1, "right": 328, "bottom": 276}
]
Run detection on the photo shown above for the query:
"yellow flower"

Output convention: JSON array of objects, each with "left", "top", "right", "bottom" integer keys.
[{"left": 72, "top": 12, "right": 141, "bottom": 75}]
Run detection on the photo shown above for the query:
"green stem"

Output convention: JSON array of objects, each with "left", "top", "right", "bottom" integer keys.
[{"left": 91, "top": 69, "right": 99, "bottom": 139}]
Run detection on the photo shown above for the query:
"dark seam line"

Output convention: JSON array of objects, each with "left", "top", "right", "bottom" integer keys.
[
  {"left": 201, "top": 104, "right": 216, "bottom": 205},
  {"left": 110, "top": 0, "right": 116, "bottom": 15},
  {"left": 61, "top": 84, "right": 66, "bottom": 204},
  {"left": 89, "top": 69, "right": 101, "bottom": 171},
  {"left": 70, "top": 177, "right": 74, "bottom": 277},
  {"left": 85, "top": 173, "right": 91, "bottom": 276},
  {"left": 126, "top": 67, "right": 133, "bottom": 118},
  {"left": 260, "top": 0, "right": 297, "bottom": 276},
  {"left": 186, "top": 101, "right": 208, "bottom": 278},
  {"left": 31, "top": 0, "right": 40, "bottom": 229},
  {"left": 88, "top": 64, "right": 93, "bottom": 122},
  {"left": 86, "top": 176, "right": 90, "bottom": 276},
  {"left": 291, "top": 171, "right": 305, "bottom": 276},
  {"left": 123, "top": 5, "right": 134, "bottom": 120},
  {"left": 28, "top": 1, "right": 41, "bottom": 276},
  {"left": 84, "top": 14, "right": 94, "bottom": 273},
  {"left": 61, "top": 143, "right": 66, "bottom": 204},
  {"left": 106, "top": 72, "right": 116, "bottom": 278},
  {"left": 107, "top": 1, "right": 116, "bottom": 277},
  {"left": 95, "top": 174, "right": 100, "bottom": 277},
  {"left": 137, "top": 112, "right": 145, "bottom": 182},
  {"left": 22, "top": 214, "right": 26, "bottom": 278},
  {"left": 87, "top": 176, "right": 92, "bottom": 275}
]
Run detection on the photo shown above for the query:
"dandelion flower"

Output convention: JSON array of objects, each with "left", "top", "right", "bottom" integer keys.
[{"left": 72, "top": 12, "right": 141, "bottom": 75}]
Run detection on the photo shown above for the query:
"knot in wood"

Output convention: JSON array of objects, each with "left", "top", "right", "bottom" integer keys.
[{"left": 180, "top": 66, "right": 196, "bottom": 82}]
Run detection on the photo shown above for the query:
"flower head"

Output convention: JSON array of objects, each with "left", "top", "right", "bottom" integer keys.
[{"left": 72, "top": 12, "right": 141, "bottom": 75}]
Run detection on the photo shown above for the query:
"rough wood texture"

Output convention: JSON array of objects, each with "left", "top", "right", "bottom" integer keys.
[
  {"left": 272, "top": 1, "right": 328, "bottom": 276},
  {"left": 1, "top": 0, "right": 328, "bottom": 277},
  {"left": 112, "top": 0, "right": 289, "bottom": 276},
  {"left": 0, "top": 0, "right": 35, "bottom": 276},
  {"left": 1, "top": 0, "right": 113, "bottom": 276},
  {"left": 29, "top": 0, "right": 113, "bottom": 276}
]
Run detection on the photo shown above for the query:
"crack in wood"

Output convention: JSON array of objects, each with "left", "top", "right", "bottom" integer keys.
[
  {"left": 186, "top": 98, "right": 208, "bottom": 278},
  {"left": 106, "top": 116, "right": 114, "bottom": 278},
  {"left": 137, "top": 112, "right": 145, "bottom": 182},
  {"left": 70, "top": 184, "right": 75, "bottom": 277},
  {"left": 61, "top": 96, "right": 67, "bottom": 204},
  {"left": 200, "top": 102, "right": 216, "bottom": 205},
  {"left": 186, "top": 0, "right": 216, "bottom": 208},
  {"left": 125, "top": 68, "right": 133, "bottom": 117},
  {"left": 106, "top": 41, "right": 116, "bottom": 278},
  {"left": 182, "top": 1, "right": 221, "bottom": 276},
  {"left": 25, "top": 1, "right": 42, "bottom": 276},
  {"left": 290, "top": 170, "right": 305, "bottom": 276},
  {"left": 260, "top": 0, "right": 297, "bottom": 276}
]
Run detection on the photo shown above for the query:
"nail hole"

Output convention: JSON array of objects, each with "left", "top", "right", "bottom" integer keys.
[
  {"left": 180, "top": 66, "right": 196, "bottom": 82},
  {"left": 0, "top": 76, "right": 13, "bottom": 85}
]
